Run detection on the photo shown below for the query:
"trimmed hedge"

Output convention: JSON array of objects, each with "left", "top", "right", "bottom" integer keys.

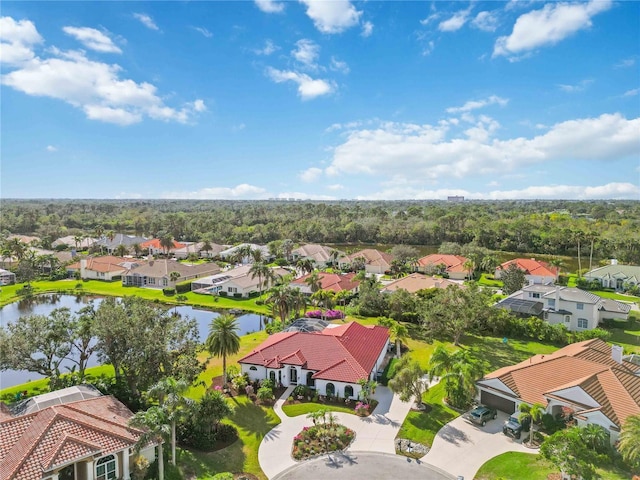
[
  {"left": 162, "top": 288, "right": 176, "bottom": 296},
  {"left": 175, "top": 280, "right": 192, "bottom": 294}
]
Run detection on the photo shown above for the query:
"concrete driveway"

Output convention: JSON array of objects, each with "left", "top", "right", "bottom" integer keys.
[{"left": 421, "top": 410, "right": 534, "bottom": 480}]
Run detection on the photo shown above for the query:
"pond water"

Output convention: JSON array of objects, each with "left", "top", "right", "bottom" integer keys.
[{"left": 0, "top": 294, "right": 268, "bottom": 389}]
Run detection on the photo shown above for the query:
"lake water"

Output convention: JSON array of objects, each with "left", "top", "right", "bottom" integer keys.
[{"left": 0, "top": 294, "right": 267, "bottom": 389}]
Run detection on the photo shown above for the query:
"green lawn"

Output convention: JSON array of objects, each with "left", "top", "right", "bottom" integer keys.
[
  {"left": 282, "top": 402, "right": 356, "bottom": 417},
  {"left": 474, "top": 452, "right": 631, "bottom": 480}
]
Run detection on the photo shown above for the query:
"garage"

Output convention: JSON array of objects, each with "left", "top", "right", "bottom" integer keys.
[{"left": 480, "top": 390, "right": 516, "bottom": 414}]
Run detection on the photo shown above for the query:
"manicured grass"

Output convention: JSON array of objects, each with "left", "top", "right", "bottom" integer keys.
[
  {"left": 282, "top": 402, "right": 356, "bottom": 417},
  {"left": 397, "top": 381, "right": 460, "bottom": 447},
  {"left": 609, "top": 318, "right": 640, "bottom": 354},
  {"left": 477, "top": 274, "right": 503, "bottom": 288}
]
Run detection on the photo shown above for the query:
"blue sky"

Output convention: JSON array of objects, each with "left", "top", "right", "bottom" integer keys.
[{"left": 1, "top": 0, "right": 639, "bottom": 200}]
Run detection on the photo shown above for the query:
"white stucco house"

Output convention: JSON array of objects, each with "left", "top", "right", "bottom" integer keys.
[
  {"left": 496, "top": 284, "right": 630, "bottom": 331},
  {"left": 239, "top": 322, "right": 390, "bottom": 400},
  {"left": 584, "top": 263, "right": 640, "bottom": 290},
  {"left": 476, "top": 339, "right": 640, "bottom": 444},
  {"left": 495, "top": 258, "right": 559, "bottom": 285}
]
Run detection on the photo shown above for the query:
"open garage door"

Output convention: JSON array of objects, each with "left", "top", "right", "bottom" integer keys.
[{"left": 480, "top": 391, "right": 516, "bottom": 414}]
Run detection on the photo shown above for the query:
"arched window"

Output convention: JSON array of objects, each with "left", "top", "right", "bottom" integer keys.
[
  {"left": 344, "top": 385, "right": 354, "bottom": 398},
  {"left": 326, "top": 383, "right": 335, "bottom": 397},
  {"left": 306, "top": 372, "right": 315, "bottom": 388},
  {"left": 249, "top": 366, "right": 258, "bottom": 371},
  {"left": 269, "top": 371, "right": 276, "bottom": 382},
  {"left": 96, "top": 454, "right": 117, "bottom": 480}
]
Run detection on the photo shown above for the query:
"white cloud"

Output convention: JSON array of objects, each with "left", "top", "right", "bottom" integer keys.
[
  {"left": 115, "top": 191, "right": 143, "bottom": 199},
  {"left": 46, "top": 145, "right": 57, "bottom": 152},
  {"left": 192, "top": 26, "right": 213, "bottom": 38},
  {"left": 615, "top": 57, "right": 637, "bottom": 68},
  {"left": 438, "top": 8, "right": 471, "bottom": 32},
  {"left": 292, "top": 39, "right": 320, "bottom": 68},
  {"left": 0, "top": 16, "right": 43, "bottom": 66},
  {"left": 266, "top": 67, "right": 334, "bottom": 100},
  {"left": 231, "top": 123, "right": 246, "bottom": 132},
  {"left": 558, "top": 79, "right": 593, "bottom": 93},
  {"left": 255, "top": 0, "right": 285, "bottom": 14},
  {"left": 422, "top": 40, "right": 435, "bottom": 57},
  {"left": 330, "top": 57, "right": 349, "bottom": 74},
  {"left": 327, "top": 184, "right": 344, "bottom": 191},
  {"left": 420, "top": 13, "right": 440, "bottom": 26},
  {"left": 361, "top": 21, "right": 374, "bottom": 37},
  {"left": 471, "top": 11, "right": 499, "bottom": 32},
  {"left": 133, "top": 13, "right": 159, "bottom": 31},
  {"left": 277, "top": 192, "right": 337, "bottom": 200},
  {"left": 446, "top": 95, "right": 508, "bottom": 113},
  {"left": 299, "top": 0, "right": 362, "bottom": 34},
  {"left": 1, "top": 17, "right": 205, "bottom": 126},
  {"left": 299, "top": 167, "right": 323, "bottom": 182},
  {"left": 623, "top": 89, "right": 639, "bottom": 97},
  {"left": 164, "top": 184, "right": 269, "bottom": 200},
  {"left": 494, "top": 0, "right": 612, "bottom": 59},
  {"left": 63, "top": 26, "right": 121, "bottom": 53},
  {"left": 254, "top": 39, "right": 278, "bottom": 56},
  {"left": 324, "top": 113, "right": 640, "bottom": 183}
]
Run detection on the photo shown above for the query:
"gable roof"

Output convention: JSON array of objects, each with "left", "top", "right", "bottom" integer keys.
[
  {"left": 498, "top": 258, "right": 558, "bottom": 278},
  {"left": 124, "top": 259, "right": 220, "bottom": 278},
  {"left": 417, "top": 254, "right": 469, "bottom": 274},
  {"left": 292, "top": 244, "right": 342, "bottom": 264},
  {"left": 140, "top": 238, "right": 187, "bottom": 250},
  {"left": 95, "top": 234, "right": 148, "bottom": 248},
  {"left": 239, "top": 322, "right": 389, "bottom": 383},
  {"left": 381, "top": 273, "right": 460, "bottom": 293},
  {"left": 585, "top": 264, "right": 640, "bottom": 280},
  {"left": 481, "top": 339, "right": 640, "bottom": 428},
  {"left": 339, "top": 249, "right": 394, "bottom": 270},
  {"left": 0, "top": 394, "right": 152, "bottom": 480},
  {"left": 68, "top": 255, "right": 138, "bottom": 273},
  {"left": 291, "top": 272, "right": 360, "bottom": 293}
]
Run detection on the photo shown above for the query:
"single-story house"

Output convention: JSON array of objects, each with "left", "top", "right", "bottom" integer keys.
[
  {"left": 122, "top": 259, "right": 221, "bottom": 289},
  {"left": 52, "top": 235, "right": 97, "bottom": 250},
  {"left": 139, "top": 238, "right": 187, "bottom": 256},
  {"left": 290, "top": 272, "right": 360, "bottom": 295},
  {"left": 239, "top": 322, "right": 390, "bottom": 399},
  {"left": 584, "top": 262, "right": 640, "bottom": 290},
  {"left": 67, "top": 256, "right": 141, "bottom": 281},
  {"left": 0, "top": 268, "right": 16, "bottom": 285},
  {"left": 214, "top": 266, "right": 291, "bottom": 298},
  {"left": 476, "top": 338, "right": 640, "bottom": 443},
  {"left": 0, "top": 384, "right": 160, "bottom": 480},
  {"left": 495, "top": 258, "right": 558, "bottom": 285},
  {"left": 173, "top": 242, "right": 227, "bottom": 259},
  {"left": 416, "top": 254, "right": 470, "bottom": 280},
  {"left": 496, "top": 284, "right": 630, "bottom": 331},
  {"left": 381, "top": 273, "right": 461, "bottom": 294},
  {"left": 94, "top": 234, "right": 149, "bottom": 255},
  {"left": 7, "top": 234, "right": 41, "bottom": 245},
  {"left": 338, "top": 249, "right": 394, "bottom": 275},
  {"left": 218, "top": 243, "right": 272, "bottom": 264},
  {"left": 291, "top": 244, "right": 343, "bottom": 268}
]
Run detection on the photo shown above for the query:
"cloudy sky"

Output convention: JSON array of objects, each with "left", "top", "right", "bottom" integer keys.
[{"left": 1, "top": 1, "right": 638, "bottom": 200}]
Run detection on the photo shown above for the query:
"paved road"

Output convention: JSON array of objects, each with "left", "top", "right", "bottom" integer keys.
[{"left": 274, "top": 451, "right": 454, "bottom": 480}]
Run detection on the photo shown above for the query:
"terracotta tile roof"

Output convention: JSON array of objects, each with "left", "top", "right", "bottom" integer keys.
[
  {"left": 68, "top": 255, "right": 136, "bottom": 273},
  {"left": 292, "top": 272, "right": 360, "bottom": 293},
  {"left": 381, "top": 273, "right": 461, "bottom": 293},
  {"left": 340, "top": 249, "right": 394, "bottom": 270},
  {"left": 417, "top": 254, "right": 469, "bottom": 274},
  {"left": 239, "top": 322, "right": 389, "bottom": 383},
  {"left": 140, "top": 238, "right": 187, "bottom": 250},
  {"left": 124, "top": 259, "right": 220, "bottom": 278},
  {"left": 481, "top": 339, "right": 640, "bottom": 428},
  {"left": 292, "top": 244, "right": 342, "bottom": 264},
  {"left": 0, "top": 395, "right": 152, "bottom": 480},
  {"left": 498, "top": 258, "right": 558, "bottom": 278}
]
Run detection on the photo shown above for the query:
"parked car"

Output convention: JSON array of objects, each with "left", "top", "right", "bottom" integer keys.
[
  {"left": 502, "top": 415, "right": 530, "bottom": 439},
  {"left": 468, "top": 405, "right": 497, "bottom": 426}
]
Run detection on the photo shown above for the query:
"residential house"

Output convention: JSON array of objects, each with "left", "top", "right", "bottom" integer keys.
[
  {"left": 52, "top": 236, "right": 97, "bottom": 250},
  {"left": 290, "top": 272, "right": 360, "bottom": 295},
  {"left": 0, "top": 384, "right": 160, "bottom": 480},
  {"left": 416, "top": 254, "right": 470, "bottom": 280},
  {"left": 497, "top": 284, "right": 630, "bottom": 331},
  {"left": 67, "top": 256, "right": 141, "bottom": 281},
  {"left": 218, "top": 243, "right": 272, "bottom": 264},
  {"left": 584, "top": 262, "right": 640, "bottom": 290},
  {"left": 122, "top": 259, "right": 221, "bottom": 288},
  {"left": 213, "top": 266, "right": 291, "bottom": 298},
  {"left": 380, "top": 273, "right": 461, "bottom": 294},
  {"left": 0, "top": 268, "right": 16, "bottom": 285},
  {"left": 239, "top": 322, "right": 390, "bottom": 400},
  {"left": 94, "top": 234, "right": 148, "bottom": 255},
  {"left": 173, "top": 242, "right": 226, "bottom": 260},
  {"left": 139, "top": 238, "right": 187, "bottom": 256},
  {"left": 476, "top": 338, "right": 640, "bottom": 443},
  {"left": 338, "top": 249, "right": 394, "bottom": 275},
  {"left": 7, "top": 234, "right": 41, "bottom": 245},
  {"left": 495, "top": 258, "right": 558, "bottom": 285},
  {"left": 291, "top": 244, "right": 343, "bottom": 269}
]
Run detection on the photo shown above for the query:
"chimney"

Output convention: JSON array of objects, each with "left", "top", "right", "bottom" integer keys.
[
  {"left": 555, "top": 285, "right": 561, "bottom": 305},
  {"left": 612, "top": 344, "right": 623, "bottom": 364}
]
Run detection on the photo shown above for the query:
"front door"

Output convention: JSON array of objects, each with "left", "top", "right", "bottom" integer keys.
[{"left": 290, "top": 367, "right": 297, "bottom": 385}]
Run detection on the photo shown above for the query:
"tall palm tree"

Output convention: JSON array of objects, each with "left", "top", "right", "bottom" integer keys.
[
  {"left": 296, "top": 258, "right": 315, "bottom": 275},
  {"left": 250, "top": 247, "right": 264, "bottom": 264},
  {"left": 250, "top": 261, "right": 271, "bottom": 298},
  {"left": 619, "top": 414, "right": 640, "bottom": 471},
  {"left": 159, "top": 235, "right": 174, "bottom": 257},
  {"left": 146, "top": 377, "right": 193, "bottom": 466},
  {"left": 463, "top": 259, "right": 476, "bottom": 280},
  {"left": 389, "top": 321, "right": 409, "bottom": 358},
  {"left": 334, "top": 290, "right": 351, "bottom": 316},
  {"left": 206, "top": 314, "right": 240, "bottom": 387},
  {"left": 281, "top": 239, "right": 294, "bottom": 262},
  {"left": 304, "top": 270, "right": 322, "bottom": 294},
  {"left": 429, "top": 346, "right": 484, "bottom": 409},
  {"left": 129, "top": 406, "right": 168, "bottom": 480},
  {"left": 169, "top": 271, "right": 181, "bottom": 285},
  {"left": 73, "top": 234, "right": 83, "bottom": 251},
  {"left": 312, "top": 290, "right": 335, "bottom": 320},
  {"left": 132, "top": 243, "right": 142, "bottom": 257},
  {"left": 7, "top": 238, "right": 26, "bottom": 261},
  {"left": 266, "top": 285, "right": 294, "bottom": 325},
  {"left": 115, "top": 244, "right": 128, "bottom": 257},
  {"left": 291, "top": 288, "right": 308, "bottom": 319},
  {"left": 518, "top": 402, "right": 545, "bottom": 446},
  {"left": 200, "top": 240, "right": 213, "bottom": 258}
]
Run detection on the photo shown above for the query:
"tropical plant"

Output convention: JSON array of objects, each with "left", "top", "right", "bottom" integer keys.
[
  {"left": 129, "top": 406, "right": 168, "bottom": 480},
  {"left": 388, "top": 356, "right": 427, "bottom": 409},
  {"left": 205, "top": 314, "right": 240, "bottom": 387},
  {"left": 428, "top": 345, "right": 485, "bottom": 409},
  {"left": 266, "top": 285, "right": 295, "bottom": 325},
  {"left": 618, "top": 414, "right": 640, "bottom": 472},
  {"left": 540, "top": 427, "right": 601, "bottom": 480},
  {"left": 250, "top": 261, "right": 275, "bottom": 298},
  {"left": 169, "top": 271, "right": 181, "bottom": 284},
  {"left": 389, "top": 320, "right": 408, "bottom": 358},
  {"left": 580, "top": 423, "right": 610, "bottom": 454},
  {"left": 304, "top": 270, "right": 322, "bottom": 294},
  {"left": 159, "top": 235, "right": 174, "bottom": 257},
  {"left": 115, "top": 244, "right": 128, "bottom": 257},
  {"left": 518, "top": 402, "right": 546, "bottom": 446}
]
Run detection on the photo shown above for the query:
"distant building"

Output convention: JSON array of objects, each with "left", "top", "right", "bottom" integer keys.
[
  {"left": 495, "top": 258, "right": 559, "bottom": 285},
  {"left": 584, "top": 262, "right": 640, "bottom": 290},
  {"left": 381, "top": 273, "right": 461, "bottom": 294},
  {"left": 0, "top": 269, "right": 16, "bottom": 285},
  {"left": 447, "top": 196, "right": 464, "bottom": 202}
]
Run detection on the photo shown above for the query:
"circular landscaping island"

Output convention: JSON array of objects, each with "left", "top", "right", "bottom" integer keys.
[{"left": 291, "top": 422, "right": 355, "bottom": 460}]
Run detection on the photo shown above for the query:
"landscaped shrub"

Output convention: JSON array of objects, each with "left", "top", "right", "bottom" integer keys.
[
  {"left": 175, "top": 280, "right": 192, "bottom": 294},
  {"left": 162, "top": 288, "right": 176, "bottom": 296},
  {"left": 257, "top": 385, "right": 274, "bottom": 403},
  {"left": 305, "top": 309, "right": 344, "bottom": 320},
  {"left": 291, "top": 424, "right": 355, "bottom": 460},
  {"left": 212, "top": 473, "right": 234, "bottom": 480},
  {"left": 265, "top": 320, "right": 284, "bottom": 334},
  {"left": 571, "top": 328, "right": 612, "bottom": 343},
  {"left": 231, "top": 374, "right": 248, "bottom": 392},
  {"left": 219, "top": 291, "right": 228, "bottom": 297},
  {"left": 233, "top": 293, "right": 243, "bottom": 298}
]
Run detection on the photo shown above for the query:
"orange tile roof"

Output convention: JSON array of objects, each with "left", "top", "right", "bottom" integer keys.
[
  {"left": 498, "top": 258, "right": 558, "bottom": 278},
  {"left": 140, "top": 238, "right": 186, "bottom": 250},
  {"left": 417, "top": 254, "right": 469, "bottom": 273},
  {"left": 67, "top": 255, "right": 134, "bottom": 273},
  {"left": 382, "top": 273, "right": 461, "bottom": 293},
  {"left": 292, "top": 272, "right": 360, "bottom": 292},
  {"left": 340, "top": 249, "right": 394, "bottom": 269}
]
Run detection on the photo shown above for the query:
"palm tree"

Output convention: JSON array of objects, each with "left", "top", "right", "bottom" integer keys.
[
  {"left": 334, "top": 290, "right": 351, "bottom": 316},
  {"left": 312, "top": 289, "right": 335, "bottom": 320},
  {"left": 548, "top": 257, "right": 564, "bottom": 275},
  {"left": 296, "top": 258, "right": 315, "bottom": 275},
  {"left": 7, "top": 238, "right": 26, "bottom": 261},
  {"left": 429, "top": 346, "right": 485, "bottom": 409},
  {"left": 159, "top": 235, "right": 174, "bottom": 257},
  {"left": 115, "top": 244, "right": 128, "bottom": 257},
  {"left": 480, "top": 254, "right": 499, "bottom": 274},
  {"left": 518, "top": 402, "right": 545, "bottom": 446},
  {"left": 129, "top": 406, "right": 167, "bottom": 480},
  {"left": 73, "top": 234, "right": 83, "bottom": 251},
  {"left": 266, "top": 285, "right": 294, "bottom": 325},
  {"left": 291, "top": 288, "right": 308, "bottom": 319},
  {"left": 169, "top": 271, "right": 181, "bottom": 285},
  {"left": 619, "top": 414, "right": 640, "bottom": 471},
  {"left": 580, "top": 423, "right": 610, "bottom": 453},
  {"left": 281, "top": 239, "right": 294, "bottom": 262},
  {"left": 206, "top": 314, "right": 240, "bottom": 387},
  {"left": 250, "top": 247, "right": 264, "bottom": 264},
  {"left": 132, "top": 243, "right": 142, "bottom": 257},
  {"left": 250, "top": 261, "right": 271, "bottom": 298},
  {"left": 463, "top": 258, "right": 476, "bottom": 280},
  {"left": 304, "top": 270, "right": 322, "bottom": 294},
  {"left": 389, "top": 321, "right": 408, "bottom": 358},
  {"left": 201, "top": 240, "right": 213, "bottom": 258},
  {"left": 146, "top": 377, "right": 193, "bottom": 466}
]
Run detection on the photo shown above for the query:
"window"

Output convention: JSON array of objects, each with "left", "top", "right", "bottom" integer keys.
[
  {"left": 576, "top": 303, "right": 584, "bottom": 310},
  {"left": 326, "top": 383, "right": 335, "bottom": 397},
  {"left": 548, "top": 299, "right": 555, "bottom": 308},
  {"left": 229, "top": 287, "right": 237, "bottom": 293},
  {"left": 543, "top": 311, "right": 548, "bottom": 320},
  {"left": 148, "top": 277, "right": 155, "bottom": 285},
  {"left": 578, "top": 318, "right": 588, "bottom": 329},
  {"left": 96, "top": 454, "right": 117, "bottom": 480},
  {"left": 344, "top": 385, "right": 354, "bottom": 398},
  {"left": 162, "top": 278, "right": 168, "bottom": 287},
  {"left": 249, "top": 366, "right": 257, "bottom": 371},
  {"left": 565, "top": 316, "right": 571, "bottom": 323},
  {"left": 531, "top": 292, "right": 540, "bottom": 299},
  {"left": 269, "top": 371, "right": 276, "bottom": 383}
]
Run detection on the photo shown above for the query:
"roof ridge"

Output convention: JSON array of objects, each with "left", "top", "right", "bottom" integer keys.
[{"left": 41, "top": 433, "right": 102, "bottom": 472}]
